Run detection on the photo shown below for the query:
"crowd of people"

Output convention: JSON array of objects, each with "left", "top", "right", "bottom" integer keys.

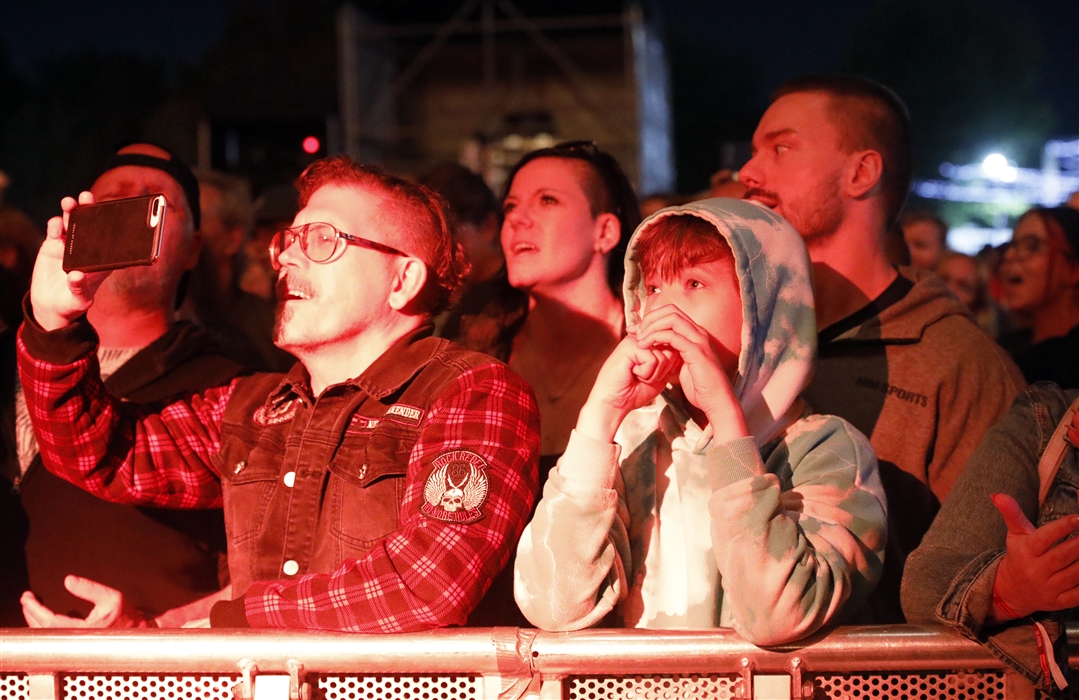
[{"left": 1, "top": 73, "right": 1077, "bottom": 693}]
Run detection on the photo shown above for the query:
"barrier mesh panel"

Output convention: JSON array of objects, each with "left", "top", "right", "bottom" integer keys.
[
  {"left": 63, "top": 674, "right": 237, "bottom": 700},
  {"left": 813, "top": 670, "right": 1006, "bottom": 699},
  {"left": 7, "top": 669, "right": 1072, "bottom": 699},
  {"left": 33, "top": 674, "right": 483, "bottom": 700},
  {"left": 568, "top": 675, "right": 739, "bottom": 699},
  {"left": 0, "top": 674, "right": 29, "bottom": 700},
  {"left": 567, "top": 671, "right": 1011, "bottom": 699},
  {"left": 318, "top": 675, "right": 481, "bottom": 699}
]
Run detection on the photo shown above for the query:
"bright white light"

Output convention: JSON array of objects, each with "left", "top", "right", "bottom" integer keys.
[{"left": 982, "top": 153, "right": 1017, "bottom": 182}]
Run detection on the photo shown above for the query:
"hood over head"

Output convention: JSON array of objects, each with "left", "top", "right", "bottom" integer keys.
[{"left": 623, "top": 198, "right": 816, "bottom": 444}]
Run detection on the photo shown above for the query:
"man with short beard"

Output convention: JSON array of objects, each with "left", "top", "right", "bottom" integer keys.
[
  {"left": 16, "top": 156, "right": 540, "bottom": 631},
  {"left": 2, "top": 143, "right": 245, "bottom": 625},
  {"left": 740, "top": 75, "right": 1024, "bottom": 623}
]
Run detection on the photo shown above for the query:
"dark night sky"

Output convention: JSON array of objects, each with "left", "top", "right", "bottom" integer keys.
[
  {"left": 4, "top": 0, "right": 1075, "bottom": 121},
  {"left": 2, "top": 0, "right": 1076, "bottom": 198},
  {"left": 665, "top": 0, "right": 1079, "bottom": 137},
  {"left": 1, "top": 0, "right": 235, "bottom": 76}
]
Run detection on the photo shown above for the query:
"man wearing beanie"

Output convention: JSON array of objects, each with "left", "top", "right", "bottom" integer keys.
[{"left": 3, "top": 143, "right": 246, "bottom": 625}]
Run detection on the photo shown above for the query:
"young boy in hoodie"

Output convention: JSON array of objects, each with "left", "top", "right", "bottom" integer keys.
[{"left": 514, "top": 198, "right": 888, "bottom": 645}]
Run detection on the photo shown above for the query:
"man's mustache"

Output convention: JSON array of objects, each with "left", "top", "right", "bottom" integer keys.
[
  {"left": 743, "top": 187, "right": 780, "bottom": 206},
  {"left": 276, "top": 275, "right": 314, "bottom": 300}
]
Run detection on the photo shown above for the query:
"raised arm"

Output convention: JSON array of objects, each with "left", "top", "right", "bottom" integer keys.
[
  {"left": 513, "top": 429, "right": 633, "bottom": 630},
  {"left": 514, "top": 335, "right": 677, "bottom": 630},
  {"left": 18, "top": 191, "right": 233, "bottom": 506},
  {"left": 18, "top": 305, "right": 233, "bottom": 507}
]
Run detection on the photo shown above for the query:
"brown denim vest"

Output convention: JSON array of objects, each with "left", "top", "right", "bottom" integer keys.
[{"left": 214, "top": 329, "right": 485, "bottom": 596}]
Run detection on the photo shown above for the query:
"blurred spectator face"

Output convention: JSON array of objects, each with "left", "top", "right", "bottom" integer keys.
[
  {"left": 501, "top": 157, "right": 609, "bottom": 292},
  {"left": 199, "top": 183, "right": 245, "bottom": 263},
  {"left": 884, "top": 221, "right": 912, "bottom": 267},
  {"left": 709, "top": 169, "right": 747, "bottom": 200},
  {"left": 418, "top": 163, "right": 502, "bottom": 284},
  {"left": 935, "top": 253, "right": 979, "bottom": 310},
  {"left": 999, "top": 212, "right": 1078, "bottom": 314},
  {"left": 740, "top": 92, "right": 846, "bottom": 245},
  {"left": 89, "top": 145, "right": 200, "bottom": 313},
  {"left": 640, "top": 195, "right": 671, "bottom": 219},
  {"left": 903, "top": 219, "right": 946, "bottom": 270}
]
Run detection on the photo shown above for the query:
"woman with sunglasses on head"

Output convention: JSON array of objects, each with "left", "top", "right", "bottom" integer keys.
[
  {"left": 436, "top": 142, "right": 637, "bottom": 627},
  {"left": 498, "top": 142, "right": 640, "bottom": 474},
  {"left": 998, "top": 206, "right": 1079, "bottom": 388}
]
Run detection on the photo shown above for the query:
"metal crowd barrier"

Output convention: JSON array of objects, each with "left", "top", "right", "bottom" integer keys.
[{"left": 1, "top": 624, "right": 1076, "bottom": 700}]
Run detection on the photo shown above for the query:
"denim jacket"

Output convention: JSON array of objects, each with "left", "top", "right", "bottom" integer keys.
[
  {"left": 901, "top": 382, "right": 1078, "bottom": 689},
  {"left": 215, "top": 328, "right": 540, "bottom": 605}
]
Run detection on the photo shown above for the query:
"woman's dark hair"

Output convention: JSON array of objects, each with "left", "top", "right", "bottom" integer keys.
[{"left": 504, "top": 141, "right": 641, "bottom": 291}]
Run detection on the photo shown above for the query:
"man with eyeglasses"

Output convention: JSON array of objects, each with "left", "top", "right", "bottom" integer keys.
[
  {"left": 16, "top": 156, "right": 541, "bottom": 631},
  {"left": 740, "top": 74, "right": 1025, "bottom": 623}
]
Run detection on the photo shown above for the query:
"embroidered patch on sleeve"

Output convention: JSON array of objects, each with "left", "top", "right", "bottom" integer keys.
[{"left": 421, "top": 450, "right": 490, "bottom": 524}]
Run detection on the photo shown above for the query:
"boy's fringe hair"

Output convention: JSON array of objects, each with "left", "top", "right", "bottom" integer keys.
[{"left": 631, "top": 214, "right": 733, "bottom": 283}]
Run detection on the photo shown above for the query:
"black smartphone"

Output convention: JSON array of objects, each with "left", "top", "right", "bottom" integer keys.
[{"left": 62, "top": 194, "right": 167, "bottom": 272}]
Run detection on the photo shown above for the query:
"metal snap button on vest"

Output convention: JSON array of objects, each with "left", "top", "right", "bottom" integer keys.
[
  {"left": 283, "top": 471, "right": 296, "bottom": 488},
  {"left": 283, "top": 560, "right": 299, "bottom": 576},
  {"left": 233, "top": 460, "right": 247, "bottom": 475},
  {"left": 358, "top": 464, "right": 368, "bottom": 479}
]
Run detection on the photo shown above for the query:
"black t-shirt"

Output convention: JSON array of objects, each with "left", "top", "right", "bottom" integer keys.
[
  {"left": 1014, "top": 325, "right": 1079, "bottom": 389},
  {"left": 818, "top": 273, "right": 914, "bottom": 344}
]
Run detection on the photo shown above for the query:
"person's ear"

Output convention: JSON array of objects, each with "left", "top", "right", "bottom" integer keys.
[
  {"left": 593, "top": 212, "right": 621, "bottom": 255},
  {"left": 846, "top": 150, "right": 883, "bottom": 199},
  {"left": 387, "top": 258, "right": 429, "bottom": 311}
]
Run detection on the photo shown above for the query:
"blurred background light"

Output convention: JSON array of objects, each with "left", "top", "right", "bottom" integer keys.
[{"left": 981, "top": 153, "right": 1017, "bottom": 182}]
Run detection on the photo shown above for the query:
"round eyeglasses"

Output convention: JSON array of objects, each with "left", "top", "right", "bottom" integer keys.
[
  {"left": 270, "top": 222, "right": 407, "bottom": 270},
  {"left": 998, "top": 235, "right": 1071, "bottom": 262}
]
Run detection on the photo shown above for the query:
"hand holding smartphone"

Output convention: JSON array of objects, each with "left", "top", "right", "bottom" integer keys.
[{"left": 62, "top": 194, "right": 167, "bottom": 272}]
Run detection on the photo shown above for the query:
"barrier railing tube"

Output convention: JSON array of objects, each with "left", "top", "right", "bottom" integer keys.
[{"left": 1, "top": 624, "right": 1075, "bottom": 700}]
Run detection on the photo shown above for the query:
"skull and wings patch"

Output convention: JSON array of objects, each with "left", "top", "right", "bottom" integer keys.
[
  {"left": 421, "top": 450, "right": 490, "bottom": 524},
  {"left": 253, "top": 398, "right": 299, "bottom": 426}
]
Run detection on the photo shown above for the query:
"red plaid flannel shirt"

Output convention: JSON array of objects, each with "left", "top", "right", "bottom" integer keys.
[{"left": 18, "top": 318, "right": 540, "bottom": 631}]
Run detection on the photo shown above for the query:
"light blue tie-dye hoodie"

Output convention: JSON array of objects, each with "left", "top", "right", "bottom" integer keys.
[{"left": 513, "top": 198, "right": 888, "bottom": 645}]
